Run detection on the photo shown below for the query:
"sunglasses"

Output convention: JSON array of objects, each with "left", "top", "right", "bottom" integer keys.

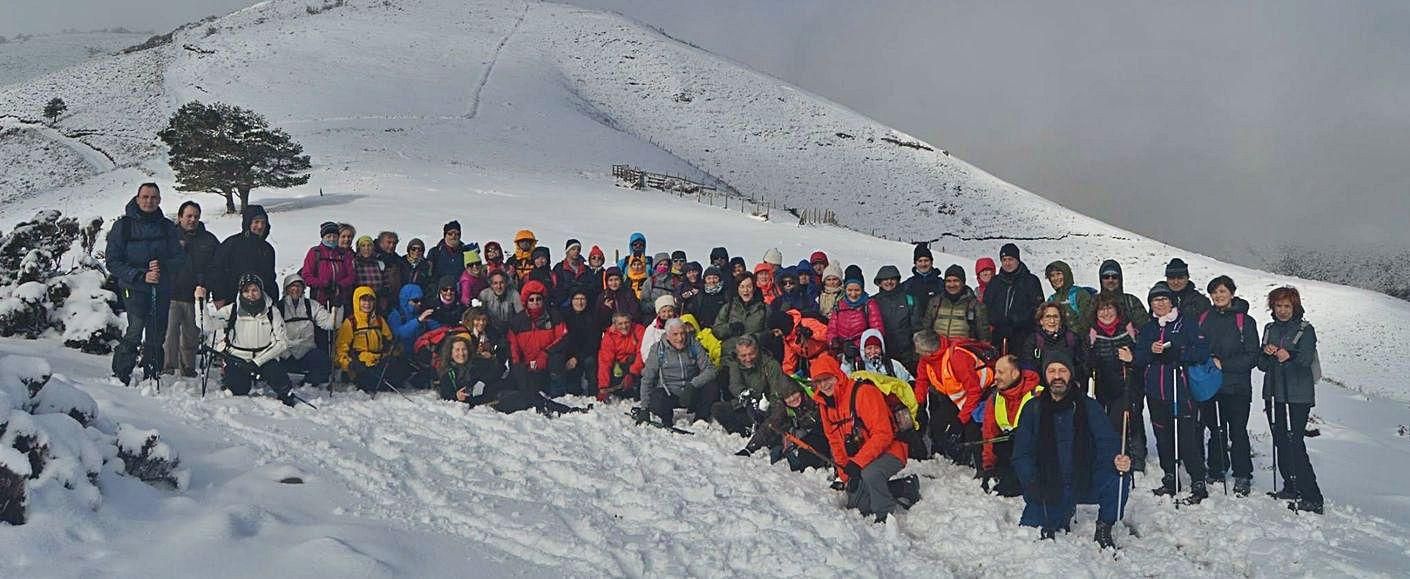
[
  {"left": 440, "top": 288, "right": 455, "bottom": 293},
  {"left": 408, "top": 247, "right": 424, "bottom": 253},
  {"left": 782, "top": 280, "right": 797, "bottom": 286}
]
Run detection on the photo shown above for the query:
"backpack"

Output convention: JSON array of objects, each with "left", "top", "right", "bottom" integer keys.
[
  {"left": 1186, "top": 358, "right": 1223, "bottom": 402},
  {"left": 1197, "top": 310, "right": 1246, "bottom": 338},
  {"left": 1267, "top": 320, "right": 1323, "bottom": 384},
  {"left": 847, "top": 375, "right": 919, "bottom": 438},
  {"left": 413, "top": 325, "right": 467, "bottom": 371},
  {"left": 278, "top": 297, "right": 313, "bottom": 324}
]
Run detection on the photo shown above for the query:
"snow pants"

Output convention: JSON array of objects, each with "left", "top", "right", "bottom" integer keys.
[
  {"left": 1269, "top": 401, "right": 1323, "bottom": 502},
  {"left": 284, "top": 348, "right": 331, "bottom": 386},
  {"left": 845, "top": 454, "right": 903, "bottom": 518},
  {"left": 223, "top": 358, "right": 293, "bottom": 396},
  {"left": 1148, "top": 396, "right": 1205, "bottom": 486}
]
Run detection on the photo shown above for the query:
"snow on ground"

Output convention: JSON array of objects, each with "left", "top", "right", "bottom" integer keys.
[
  {"left": 0, "top": 32, "right": 151, "bottom": 89},
  {"left": 1, "top": 0, "right": 1409, "bottom": 575}
]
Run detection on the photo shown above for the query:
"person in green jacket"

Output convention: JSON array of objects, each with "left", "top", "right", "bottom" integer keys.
[{"left": 1045, "top": 260, "right": 1094, "bottom": 336}]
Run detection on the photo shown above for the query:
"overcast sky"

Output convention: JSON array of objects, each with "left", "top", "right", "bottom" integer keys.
[{"left": 7, "top": 0, "right": 1408, "bottom": 264}]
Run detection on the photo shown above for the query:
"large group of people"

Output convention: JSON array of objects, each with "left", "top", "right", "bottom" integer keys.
[{"left": 105, "top": 183, "right": 1327, "bottom": 546}]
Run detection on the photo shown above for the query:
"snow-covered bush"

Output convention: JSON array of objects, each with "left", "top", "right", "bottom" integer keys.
[
  {"left": 0, "top": 354, "right": 184, "bottom": 526},
  {"left": 0, "top": 211, "right": 121, "bottom": 353}
]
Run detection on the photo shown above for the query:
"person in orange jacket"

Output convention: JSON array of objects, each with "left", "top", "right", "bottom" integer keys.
[
  {"left": 812, "top": 354, "right": 909, "bottom": 523},
  {"left": 597, "top": 312, "right": 646, "bottom": 401},
  {"left": 771, "top": 308, "right": 830, "bottom": 377},
  {"left": 914, "top": 331, "right": 991, "bottom": 464},
  {"left": 981, "top": 354, "right": 1042, "bottom": 496}
]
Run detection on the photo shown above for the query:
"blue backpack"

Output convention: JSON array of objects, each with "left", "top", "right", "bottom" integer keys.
[{"left": 1186, "top": 359, "right": 1223, "bottom": 402}]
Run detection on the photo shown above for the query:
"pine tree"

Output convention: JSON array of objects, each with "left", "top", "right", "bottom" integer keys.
[
  {"left": 157, "top": 101, "right": 312, "bottom": 214},
  {"left": 43, "top": 98, "right": 67, "bottom": 124}
]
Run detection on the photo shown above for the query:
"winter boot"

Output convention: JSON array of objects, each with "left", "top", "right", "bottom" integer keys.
[
  {"left": 1269, "top": 477, "right": 1299, "bottom": 501},
  {"left": 1181, "top": 482, "right": 1209, "bottom": 505},
  {"left": 1206, "top": 471, "right": 1226, "bottom": 486},
  {"left": 1094, "top": 521, "right": 1116, "bottom": 549},
  {"left": 888, "top": 475, "right": 922, "bottom": 510},
  {"left": 1039, "top": 528, "right": 1057, "bottom": 541},
  {"left": 1151, "top": 475, "right": 1178, "bottom": 497},
  {"left": 1233, "top": 477, "right": 1252, "bottom": 497},
  {"left": 1290, "top": 498, "right": 1324, "bottom": 515}
]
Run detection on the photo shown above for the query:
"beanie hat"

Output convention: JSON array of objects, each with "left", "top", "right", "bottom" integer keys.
[
  {"left": 843, "top": 264, "right": 864, "bottom": 288},
  {"left": 796, "top": 259, "right": 813, "bottom": 274},
  {"left": 407, "top": 238, "right": 425, "bottom": 251},
  {"left": 565, "top": 238, "right": 581, "bottom": 251},
  {"left": 437, "top": 276, "right": 458, "bottom": 291},
  {"left": 670, "top": 250, "right": 686, "bottom": 262},
  {"left": 1099, "top": 259, "right": 1122, "bottom": 278},
  {"left": 710, "top": 247, "right": 729, "bottom": 262},
  {"left": 655, "top": 294, "right": 677, "bottom": 312},
  {"left": 443, "top": 220, "right": 461, "bottom": 234},
  {"left": 913, "top": 242, "right": 933, "bottom": 263},
  {"left": 1148, "top": 281, "right": 1174, "bottom": 303},
  {"left": 1000, "top": 243, "right": 1020, "bottom": 261},
  {"left": 703, "top": 265, "right": 723, "bottom": 280},
  {"left": 319, "top": 221, "right": 339, "bottom": 237},
  {"left": 763, "top": 248, "right": 783, "bottom": 266},
  {"left": 1040, "top": 349, "right": 1076, "bottom": 385},
  {"left": 605, "top": 266, "right": 623, "bottom": 280},
  {"left": 589, "top": 245, "right": 605, "bottom": 260},
  {"left": 463, "top": 248, "right": 482, "bottom": 265},
  {"left": 975, "top": 257, "right": 996, "bottom": 275},
  {"left": 355, "top": 235, "right": 374, "bottom": 248},
  {"left": 729, "top": 256, "right": 746, "bottom": 270},
  {"left": 944, "top": 264, "right": 966, "bottom": 282},
  {"left": 874, "top": 265, "right": 902, "bottom": 283},
  {"left": 531, "top": 246, "right": 550, "bottom": 261},
  {"left": 810, "top": 251, "right": 829, "bottom": 265},
  {"left": 1165, "top": 258, "right": 1190, "bottom": 278},
  {"left": 780, "top": 266, "right": 799, "bottom": 282},
  {"left": 654, "top": 252, "right": 670, "bottom": 265},
  {"left": 822, "top": 262, "right": 844, "bottom": 282}
]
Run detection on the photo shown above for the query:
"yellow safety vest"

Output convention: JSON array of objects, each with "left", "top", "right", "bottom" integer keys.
[{"left": 993, "top": 387, "right": 1042, "bottom": 432}]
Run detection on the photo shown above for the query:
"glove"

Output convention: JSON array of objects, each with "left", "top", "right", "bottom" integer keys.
[
  {"left": 797, "top": 326, "right": 814, "bottom": 341},
  {"left": 734, "top": 448, "right": 751, "bottom": 457},
  {"left": 830, "top": 479, "right": 846, "bottom": 492},
  {"left": 729, "top": 322, "right": 746, "bottom": 336},
  {"left": 597, "top": 388, "right": 610, "bottom": 402},
  {"left": 843, "top": 461, "right": 863, "bottom": 483},
  {"left": 619, "top": 375, "right": 636, "bottom": 392}
]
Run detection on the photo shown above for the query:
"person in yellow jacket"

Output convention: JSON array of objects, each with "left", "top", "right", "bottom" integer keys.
[
  {"left": 335, "top": 286, "right": 410, "bottom": 392},
  {"left": 679, "top": 314, "right": 722, "bottom": 365}
]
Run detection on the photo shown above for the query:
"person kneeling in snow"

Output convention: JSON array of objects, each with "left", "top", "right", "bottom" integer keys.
[
  {"left": 1012, "top": 351, "right": 1131, "bottom": 548},
  {"left": 980, "top": 355, "right": 1041, "bottom": 497},
  {"left": 207, "top": 274, "right": 296, "bottom": 405},
  {"left": 813, "top": 354, "right": 912, "bottom": 523},
  {"left": 737, "top": 374, "right": 830, "bottom": 472},
  {"left": 638, "top": 318, "right": 717, "bottom": 426},
  {"left": 277, "top": 274, "right": 336, "bottom": 386},
  {"left": 437, "top": 335, "right": 541, "bottom": 414},
  {"left": 336, "top": 286, "right": 411, "bottom": 393}
]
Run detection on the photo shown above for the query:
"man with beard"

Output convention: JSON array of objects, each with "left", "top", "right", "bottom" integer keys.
[{"left": 1012, "top": 351, "right": 1131, "bottom": 548}]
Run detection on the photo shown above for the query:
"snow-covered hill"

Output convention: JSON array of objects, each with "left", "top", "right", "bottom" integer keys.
[
  {"left": 1, "top": 0, "right": 1408, "bottom": 576},
  {"left": 0, "top": 31, "right": 151, "bottom": 89}
]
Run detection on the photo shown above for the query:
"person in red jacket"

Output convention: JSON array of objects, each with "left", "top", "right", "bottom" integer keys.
[
  {"left": 914, "top": 331, "right": 990, "bottom": 464},
  {"left": 981, "top": 354, "right": 1042, "bottom": 496},
  {"left": 812, "top": 354, "right": 909, "bottom": 523},
  {"left": 772, "top": 308, "right": 829, "bottom": 377},
  {"left": 508, "top": 279, "right": 567, "bottom": 395},
  {"left": 975, "top": 257, "right": 997, "bottom": 301},
  {"left": 597, "top": 312, "right": 646, "bottom": 401}
]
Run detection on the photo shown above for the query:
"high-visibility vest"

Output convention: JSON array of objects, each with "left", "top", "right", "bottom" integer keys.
[
  {"left": 993, "top": 387, "right": 1042, "bottom": 432},
  {"left": 927, "top": 345, "right": 993, "bottom": 406}
]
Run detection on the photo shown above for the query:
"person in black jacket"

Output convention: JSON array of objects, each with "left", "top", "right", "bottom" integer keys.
[
  {"left": 162, "top": 200, "right": 218, "bottom": 377},
  {"left": 1086, "top": 292, "right": 1146, "bottom": 472},
  {"left": 689, "top": 266, "right": 730, "bottom": 328},
  {"left": 208, "top": 204, "right": 274, "bottom": 308},
  {"left": 903, "top": 242, "right": 943, "bottom": 309},
  {"left": 1196, "top": 275, "right": 1260, "bottom": 496},
  {"left": 1021, "top": 302, "right": 1088, "bottom": 391},
  {"left": 871, "top": 265, "right": 918, "bottom": 370},
  {"left": 984, "top": 243, "right": 1045, "bottom": 356},
  {"left": 107, "top": 183, "right": 186, "bottom": 384},
  {"left": 1164, "top": 258, "right": 1210, "bottom": 319},
  {"left": 559, "top": 290, "right": 602, "bottom": 396}
]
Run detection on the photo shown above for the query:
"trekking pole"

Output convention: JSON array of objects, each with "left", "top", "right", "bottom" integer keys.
[
  {"left": 958, "top": 434, "right": 1013, "bottom": 447},
  {"left": 765, "top": 422, "right": 834, "bottom": 469},
  {"left": 1216, "top": 401, "right": 1228, "bottom": 495},
  {"left": 1119, "top": 409, "right": 1130, "bottom": 521},
  {"left": 197, "top": 296, "right": 207, "bottom": 397},
  {"left": 1172, "top": 364, "right": 1181, "bottom": 510}
]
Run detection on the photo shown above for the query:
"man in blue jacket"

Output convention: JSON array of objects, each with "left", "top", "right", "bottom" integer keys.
[
  {"left": 1013, "top": 350, "right": 1131, "bottom": 548},
  {"left": 106, "top": 183, "right": 186, "bottom": 384}
]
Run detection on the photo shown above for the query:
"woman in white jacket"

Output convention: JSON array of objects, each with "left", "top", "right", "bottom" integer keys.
[
  {"left": 277, "top": 274, "right": 337, "bottom": 386},
  {"left": 207, "top": 274, "right": 294, "bottom": 404}
]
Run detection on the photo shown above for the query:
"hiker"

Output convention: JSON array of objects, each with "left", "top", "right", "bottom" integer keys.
[
  {"left": 1259, "top": 286, "right": 1323, "bottom": 514},
  {"left": 508, "top": 279, "right": 568, "bottom": 396},
  {"left": 436, "top": 334, "right": 578, "bottom": 415},
  {"left": 713, "top": 276, "right": 768, "bottom": 373},
  {"left": 478, "top": 270, "right": 523, "bottom": 334},
  {"left": 426, "top": 276, "right": 466, "bottom": 328},
  {"left": 108, "top": 183, "right": 186, "bottom": 384},
  {"left": 559, "top": 290, "right": 601, "bottom": 397},
  {"left": 299, "top": 221, "right": 354, "bottom": 327},
  {"left": 753, "top": 263, "right": 780, "bottom": 306},
  {"left": 817, "top": 262, "right": 845, "bottom": 318},
  {"left": 1020, "top": 302, "right": 1088, "bottom": 391},
  {"left": 736, "top": 377, "right": 829, "bottom": 472},
  {"left": 206, "top": 274, "right": 295, "bottom": 405},
  {"left": 828, "top": 268, "right": 885, "bottom": 361},
  {"left": 796, "top": 259, "right": 821, "bottom": 305},
  {"left": 210, "top": 204, "right": 275, "bottom": 309},
  {"left": 914, "top": 331, "right": 991, "bottom": 464},
  {"left": 388, "top": 283, "right": 436, "bottom": 353},
  {"left": 641, "top": 295, "right": 678, "bottom": 368},
  {"left": 457, "top": 245, "right": 488, "bottom": 307},
  {"left": 983, "top": 243, "right": 1044, "bottom": 356},
  {"left": 1134, "top": 282, "right": 1210, "bottom": 503},
  {"left": 773, "top": 266, "right": 815, "bottom": 314},
  {"left": 639, "top": 318, "right": 718, "bottom": 426},
  {"left": 374, "top": 231, "right": 407, "bottom": 303},
  {"left": 353, "top": 236, "right": 389, "bottom": 311},
  {"left": 713, "top": 335, "right": 791, "bottom": 436},
  {"left": 903, "top": 242, "right": 943, "bottom": 307},
  {"left": 679, "top": 314, "right": 722, "bottom": 366},
  {"left": 335, "top": 286, "right": 409, "bottom": 393},
  {"left": 974, "top": 257, "right": 996, "bottom": 299},
  {"left": 1197, "top": 275, "right": 1260, "bottom": 496},
  {"left": 403, "top": 237, "right": 433, "bottom": 296},
  {"left": 872, "top": 265, "right": 919, "bottom": 369},
  {"left": 617, "top": 232, "right": 651, "bottom": 273},
  {"left": 336, "top": 223, "right": 356, "bottom": 251},
  {"left": 597, "top": 312, "right": 646, "bottom": 401},
  {"left": 277, "top": 274, "right": 336, "bottom": 386},
  {"left": 1045, "top": 261, "right": 1094, "bottom": 336},
  {"left": 812, "top": 354, "right": 911, "bottom": 524},
  {"left": 776, "top": 308, "right": 831, "bottom": 378},
  {"left": 427, "top": 220, "right": 469, "bottom": 281},
  {"left": 674, "top": 262, "right": 708, "bottom": 320},
  {"left": 1164, "top": 258, "right": 1210, "bottom": 318},
  {"left": 841, "top": 328, "right": 915, "bottom": 383},
  {"left": 980, "top": 354, "right": 1041, "bottom": 497},
  {"left": 1012, "top": 351, "right": 1131, "bottom": 548},
  {"left": 1094, "top": 259, "right": 1150, "bottom": 329},
  {"left": 164, "top": 200, "right": 217, "bottom": 378},
  {"left": 922, "top": 264, "right": 990, "bottom": 343},
  {"left": 551, "top": 239, "right": 592, "bottom": 309},
  {"left": 1086, "top": 293, "right": 1146, "bottom": 472},
  {"left": 596, "top": 266, "right": 641, "bottom": 324}
]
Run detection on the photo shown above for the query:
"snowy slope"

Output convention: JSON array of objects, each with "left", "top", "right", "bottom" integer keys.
[
  {"left": 0, "top": 0, "right": 1408, "bottom": 575},
  {"left": 0, "top": 31, "right": 150, "bottom": 88}
]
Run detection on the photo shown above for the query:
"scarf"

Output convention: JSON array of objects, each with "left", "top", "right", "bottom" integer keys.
[
  {"left": 842, "top": 292, "right": 870, "bottom": 309},
  {"left": 321, "top": 239, "right": 336, "bottom": 249},
  {"left": 704, "top": 282, "right": 724, "bottom": 296},
  {"left": 1094, "top": 318, "right": 1122, "bottom": 336},
  {"left": 1036, "top": 388, "right": 1092, "bottom": 503},
  {"left": 239, "top": 297, "right": 265, "bottom": 316},
  {"left": 1157, "top": 307, "right": 1179, "bottom": 327}
]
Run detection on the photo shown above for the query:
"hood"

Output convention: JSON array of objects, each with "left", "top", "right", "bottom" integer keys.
[
  {"left": 628, "top": 232, "right": 646, "bottom": 253},
  {"left": 1000, "top": 369, "right": 1042, "bottom": 400},
  {"left": 763, "top": 248, "right": 783, "bottom": 266},
  {"left": 484, "top": 241, "right": 504, "bottom": 262},
  {"left": 808, "top": 353, "right": 851, "bottom": 404},
  {"left": 514, "top": 229, "right": 537, "bottom": 244},
  {"left": 859, "top": 328, "right": 886, "bottom": 355},
  {"left": 1098, "top": 259, "right": 1124, "bottom": 293},
  {"left": 352, "top": 286, "right": 378, "bottom": 324},
  {"left": 975, "top": 257, "right": 997, "bottom": 276},
  {"left": 1045, "top": 260, "right": 1076, "bottom": 293},
  {"left": 679, "top": 314, "right": 701, "bottom": 332},
  {"left": 1216, "top": 296, "right": 1251, "bottom": 315},
  {"left": 283, "top": 274, "right": 304, "bottom": 292},
  {"left": 241, "top": 204, "right": 270, "bottom": 238},
  {"left": 398, "top": 284, "right": 424, "bottom": 316}
]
